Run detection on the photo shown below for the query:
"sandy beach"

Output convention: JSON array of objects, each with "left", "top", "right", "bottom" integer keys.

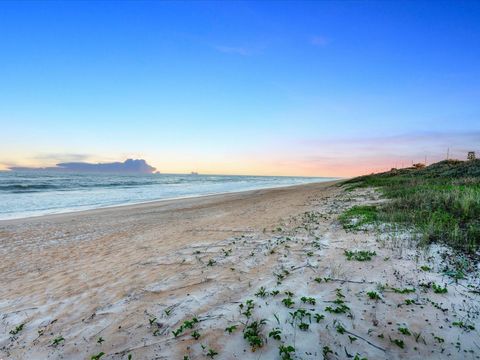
[{"left": 1, "top": 181, "right": 479, "bottom": 359}]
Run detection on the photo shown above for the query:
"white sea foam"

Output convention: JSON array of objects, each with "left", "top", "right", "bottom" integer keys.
[{"left": 0, "top": 172, "right": 336, "bottom": 220}]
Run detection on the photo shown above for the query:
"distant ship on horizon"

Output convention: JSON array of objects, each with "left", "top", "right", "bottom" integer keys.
[{"left": 190, "top": 171, "right": 199, "bottom": 175}]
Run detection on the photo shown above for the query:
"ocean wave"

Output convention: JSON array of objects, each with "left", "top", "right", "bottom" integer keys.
[{"left": 0, "top": 184, "right": 59, "bottom": 193}]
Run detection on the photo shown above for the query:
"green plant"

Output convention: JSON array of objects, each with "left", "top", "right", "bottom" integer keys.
[
  {"left": 225, "top": 325, "right": 237, "bottom": 333},
  {"left": 279, "top": 345, "right": 295, "bottom": 360},
  {"left": 90, "top": 353, "right": 105, "bottom": 360},
  {"left": 282, "top": 297, "right": 295, "bottom": 308},
  {"left": 207, "top": 259, "right": 216, "bottom": 266},
  {"left": 299, "top": 322, "right": 309, "bottom": 331},
  {"left": 172, "top": 317, "right": 199, "bottom": 337},
  {"left": 398, "top": 327, "right": 411, "bottom": 336},
  {"left": 391, "top": 287, "right": 416, "bottom": 294},
  {"left": 343, "top": 161, "right": 480, "bottom": 253},
  {"left": 192, "top": 330, "right": 200, "bottom": 340},
  {"left": 390, "top": 338, "right": 405, "bottom": 349},
  {"left": 325, "top": 302, "right": 350, "bottom": 314},
  {"left": 239, "top": 299, "right": 255, "bottom": 318},
  {"left": 97, "top": 337, "right": 105, "bottom": 344},
  {"left": 344, "top": 250, "right": 376, "bottom": 261},
  {"left": 323, "top": 345, "right": 333, "bottom": 357},
  {"left": 255, "top": 286, "right": 268, "bottom": 298},
  {"left": 301, "top": 296, "right": 316, "bottom": 305},
  {"left": 268, "top": 328, "right": 282, "bottom": 340},
  {"left": 452, "top": 321, "right": 475, "bottom": 331},
  {"left": 339, "top": 205, "right": 378, "bottom": 230},
  {"left": 420, "top": 265, "right": 431, "bottom": 271},
  {"left": 432, "top": 283, "right": 448, "bottom": 294},
  {"left": 243, "top": 319, "right": 266, "bottom": 350},
  {"left": 51, "top": 336, "right": 65, "bottom": 346},
  {"left": 314, "top": 313, "right": 325, "bottom": 323},
  {"left": 206, "top": 348, "right": 218, "bottom": 358},
  {"left": 367, "top": 291, "right": 381, "bottom": 300},
  {"left": 353, "top": 354, "right": 368, "bottom": 360},
  {"left": 9, "top": 323, "right": 25, "bottom": 335},
  {"left": 434, "top": 335, "right": 445, "bottom": 343}
]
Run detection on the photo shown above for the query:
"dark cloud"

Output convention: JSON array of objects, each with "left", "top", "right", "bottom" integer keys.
[{"left": 8, "top": 159, "right": 157, "bottom": 174}]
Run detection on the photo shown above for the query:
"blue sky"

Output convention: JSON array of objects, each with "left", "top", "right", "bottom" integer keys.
[{"left": 1, "top": 1, "right": 479, "bottom": 176}]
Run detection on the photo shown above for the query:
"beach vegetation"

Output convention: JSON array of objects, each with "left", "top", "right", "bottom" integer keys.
[
  {"left": 278, "top": 344, "right": 295, "bottom": 360},
  {"left": 268, "top": 328, "right": 282, "bottom": 340},
  {"left": 90, "top": 352, "right": 105, "bottom": 360},
  {"left": 432, "top": 283, "right": 448, "bottom": 294},
  {"left": 343, "top": 160, "right": 480, "bottom": 253},
  {"left": 282, "top": 297, "right": 295, "bottom": 308},
  {"left": 367, "top": 291, "right": 381, "bottom": 300},
  {"left": 243, "top": 319, "right": 266, "bottom": 350},
  {"left": 300, "top": 296, "right": 316, "bottom": 305},
  {"left": 206, "top": 348, "right": 218, "bottom": 358},
  {"left": 51, "top": 336, "right": 65, "bottom": 347},
  {"left": 225, "top": 325, "right": 237, "bottom": 333},
  {"left": 9, "top": 323, "right": 25, "bottom": 336},
  {"left": 398, "top": 327, "right": 411, "bottom": 336},
  {"left": 339, "top": 205, "right": 378, "bottom": 230},
  {"left": 344, "top": 250, "right": 376, "bottom": 261}
]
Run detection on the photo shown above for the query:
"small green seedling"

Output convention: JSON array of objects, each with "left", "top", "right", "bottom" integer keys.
[
  {"left": 432, "top": 283, "right": 448, "bottom": 294},
  {"left": 91, "top": 352, "right": 105, "bottom": 360},
  {"left": 300, "top": 296, "right": 316, "bottom": 305},
  {"left": 452, "top": 321, "right": 475, "bottom": 331},
  {"left": 344, "top": 250, "right": 376, "bottom": 261},
  {"left": 314, "top": 313, "right": 325, "bottom": 323},
  {"left": 390, "top": 338, "right": 405, "bottom": 349},
  {"left": 323, "top": 346, "right": 333, "bottom": 357},
  {"left": 243, "top": 319, "right": 266, "bottom": 350},
  {"left": 398, "top": 327, "right": 411, "bottom": 336},
  {"left": 9, "top": 323, "right": 25, "bottom": 335},
  {"left": 206, "top": 348, "right": 218, "bottom": 358},
  {"left": 51, "top": 336, "right": 65, "bottom": 347},
  {"left": 225, "top": 325, "right": 237, "bottom": 334},
  {"left": 299, "top": 322, "right": 309, "bottom": 331},
  {"left": 268, "top": 328, "right": 282, "bottom": 340},
  {"left": 255, "top": 286, "right": 268, "bottom": 298},
  {"left": 391, "top": 287, "right": 415, "bottom": 294},
  {"left": 367, "top": 291, "right": 381, "bottom": 300},
  {"left": 97, "top": 337, "right": 105, "bottom": 344},
  {"left": 279, "top": 345, "right": 295, "bottom": 360},
  {"left": 282, "top": 298, "right": 295, "bottom": 308}
]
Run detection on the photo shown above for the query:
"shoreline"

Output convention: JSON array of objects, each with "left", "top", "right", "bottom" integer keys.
[{"left": 0, "top": 179, "right": 340, "bottom": 224}]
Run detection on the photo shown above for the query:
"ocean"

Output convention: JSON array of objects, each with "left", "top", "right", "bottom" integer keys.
[{"left": 0, "top": 171, "right": 336, "bottom": 220}]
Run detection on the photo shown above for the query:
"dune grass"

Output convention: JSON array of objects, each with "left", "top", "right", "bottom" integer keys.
[{"left": 343, "top": 159, "right": 480, "bottom": 253}]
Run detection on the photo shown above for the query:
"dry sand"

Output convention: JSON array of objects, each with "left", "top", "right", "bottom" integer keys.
[{"left": 1, "top": 181, "right": 479, "bottom": 359}]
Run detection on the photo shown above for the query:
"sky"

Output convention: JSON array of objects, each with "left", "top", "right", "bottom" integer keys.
[{"left": 0, "top": 1, "right": 479, "bottom": 177}]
